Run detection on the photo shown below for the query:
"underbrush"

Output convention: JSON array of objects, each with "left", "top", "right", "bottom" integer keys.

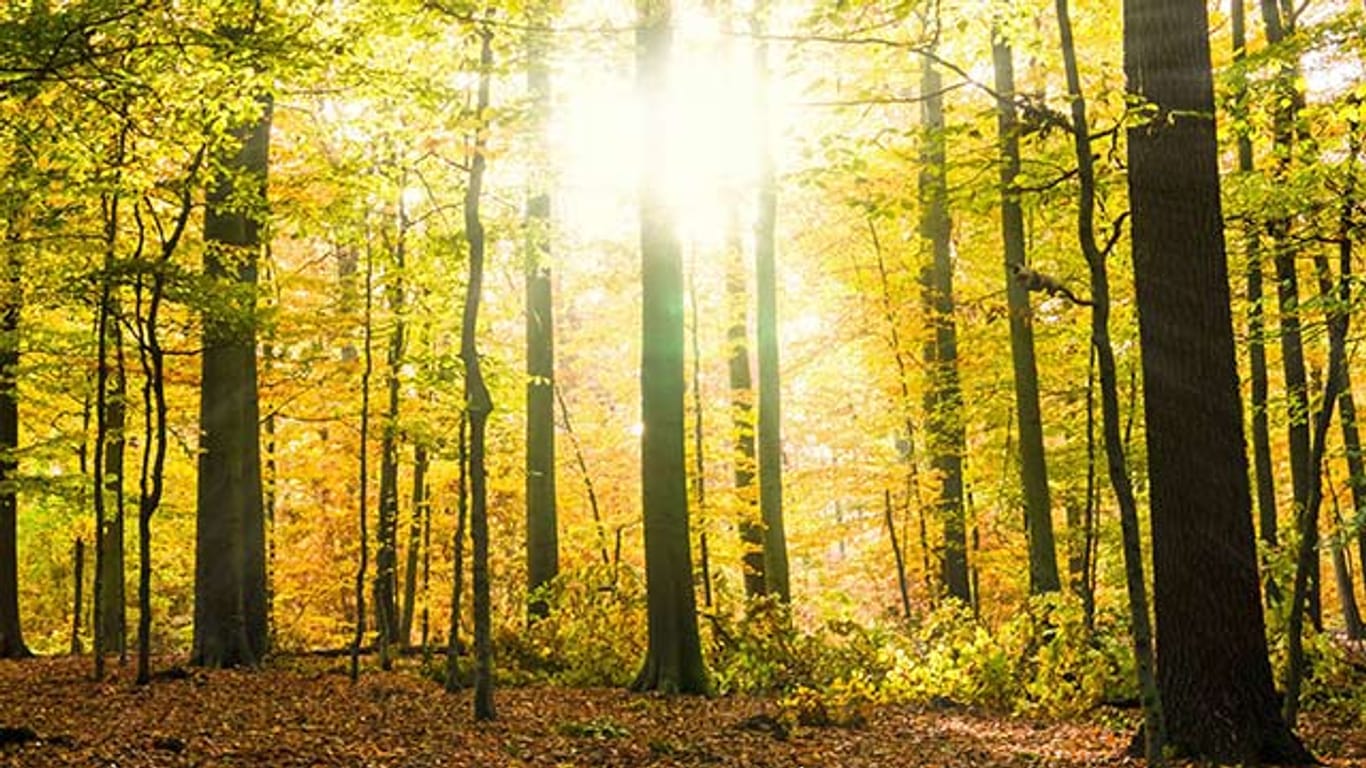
[{"left": 491, "top": 569, "right": 1366, "bottom": 727}]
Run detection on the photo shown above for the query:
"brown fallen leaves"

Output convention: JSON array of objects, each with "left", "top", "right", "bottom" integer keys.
[{"left": 0, "top": 656, "right": 1359, "bottom": 767}]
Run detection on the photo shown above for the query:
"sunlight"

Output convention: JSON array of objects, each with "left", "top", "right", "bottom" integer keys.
[{"left": 553, "top": 7, "right": 764, "bottom": 256}]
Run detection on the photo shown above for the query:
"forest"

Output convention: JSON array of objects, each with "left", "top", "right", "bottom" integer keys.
[{"left": 0, "top": 0, "right": 1365, "bottom": 765}]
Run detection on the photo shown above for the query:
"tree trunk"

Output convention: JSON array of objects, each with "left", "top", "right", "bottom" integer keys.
[
  {"left": 193, "top": 94, "right": 271, "bottom": 668},
  {"left": 400, "top": 443, "right": 427, "bottom": 644},
  {"left": 461, "top": 25, "right": 496, "bottom": 721},
  {"left": 752, "top": 8, "right": 790, "bottom": 604},
  {"left": 687, "top": 260, "right": 713, "bottom": 607},
  {"left": 632, "top": 2, "right": 707, "bottom": 695},
  {"left": 374, "top": 199, "right": 408, "bottom": 666},
  {"left": 0, "top": 256, "right": 29, "bottom": 658},
  {"left": 991, "top": 30, "right": 1060, "bottom": 596},
  {"left": 1259, "top": 0, "right": 1319, "bottom": 628},
  {"left": 98, "top": 318, "right": 126, "bottom": 662},
  {"left": 1055, "top": 0, "right": 1164, "bottom": 759},
  {"left": 350, "top": 223, "right": 375, "bottom": 684},
  {"left": 918, "top": 48, "right": 969, "bottom": 604},
  {"left": 70, "top": 538, "right": 84, "bottom": 655},
  {"left": 1124, "top": 0, "right": 1310, "bottom": 758},
  {"left": 726, "top": 202, "right": 763, "bottom": 600},
  {"left": 1231, "top": 0, "right": 1280, "bottom": 604},
  {"left": 136, "top": 163, "right": 195, "bottom": 683},
  {"left": 524, "top": 7, "right": 559, "bottom": 621}
]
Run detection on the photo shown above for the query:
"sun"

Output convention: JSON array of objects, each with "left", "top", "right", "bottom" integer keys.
[{"left": 552, "top": 5, "right": 765, "bottom": 257}]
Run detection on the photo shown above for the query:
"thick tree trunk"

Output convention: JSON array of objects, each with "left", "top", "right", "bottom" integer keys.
[
  {"left": 1124, "top": 0, "right": 1310, "bottom": 759},
  {"left": 524, "top": 10, "right": 558, "bottom": 621},
  {"left": 991, "top": 32, "right": 1060, "bottom": 596},
  {"left": 918, "top": 51, "right": 969, "bottom": 604},
  {"left": 193, "top": 95, "right": 271, "bottom": 668},
  {"left": 632, "top": 2, "right": 707, "bottom": 695}
]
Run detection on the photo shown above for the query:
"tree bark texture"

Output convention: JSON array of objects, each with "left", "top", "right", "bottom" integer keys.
[
  {"left": 632, "top": 1, "right": 707, "bottom": 695},
  {"left": 991, "top": 31, "right": 1060, "bottom": 596},
  {"left": 193, "top": 96, "right": 272, "bottom": 668},
  {"left": 1124, "top": 0, "right": 1310, "bottom": 758}
]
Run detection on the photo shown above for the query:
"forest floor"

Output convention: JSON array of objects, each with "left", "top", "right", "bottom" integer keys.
[{"left": 0, "top": 656, "right": 1361, "bottom": 767}]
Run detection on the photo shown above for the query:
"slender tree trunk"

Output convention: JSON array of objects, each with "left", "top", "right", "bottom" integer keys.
[
  {"left": 1231, "top": 0, "right": 1280, "bottom": 603},
  {"left": 884, "top": 490, "right": 912, "bottom": 620},
  {"left": 687, "top": 258, "right": 713, "bottom": 607},
  {"left": 725, "top": 204, "right": 762, "bottom": 600},
  {"left": 752, "top": 7, "right": 789, "bottom": 604},
  {"left": 71, "top": 538, "right": 84, "bottom": 655},
  {"left": 555, "top": 385, "right": 610, "bottom": 567},
  {"left": 918, "top": 47, "right": 969, "bottom": 604},
  {"left": 632, "top": 1, "right": 707, "bottom": 695},
  {"left": 991, "top": 30, "right": 1060, "bottom": 596},
  {"left": 375, "top": 199, "right": 408, "bottom": 667},
  {"left": 1283, "top": 118, "right": 1359, "bottom": 728},
  {"left": 1124, "top": 0, "right": 1310, "bottom": 758},
  {"left": 350, "top": 231, "right": 375, "bottom": 685},
  {"left": 867, "top": 222, "right": 929, "bottom": 603},
  {"left": 400, "top": 443, "right": 427, "bottom": 645},
  {"left": 98, "top": 318, "right": 126, "bottom": 662},
  {"left": 445, "top": 412, "right": 468, "bottom": 692},
  {"left": 461, "top": 26, "right": 496, "bottom": 720},
  {"left": 1055, "top": 0, "right": 1164, "bottom": 759},
  {"left": 524, "top": 5, "right": 559, "bottom": 621},
  {"left": 1259, "top": 0, "right": 1319, "bottom": 628}
]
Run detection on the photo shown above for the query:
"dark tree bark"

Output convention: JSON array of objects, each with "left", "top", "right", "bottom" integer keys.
[
  {"left": 1231, "top": 0, "right": 1280, "bottom": 603},
  {"left": 461, "top": 25, "right": 496, "bottom": 721},
  {"left": 400, "top": 442, "right": 427, "bottom": 644},
  {"left": 752, "top": 9, "right": 789, "bottom": 604},
  {"left": 1055, "top": 0, "right": 1164, "bottom": 758},
  {"left": 350, "top": 228, "right": 375, "bottom": 684},
  {"left": 444, "top": 412, "right": 468, "bottom": 692},
  {"left": 991, "top": 30, "right": 1060, "bottom": 596},
  {"left": 192, "top": 94, "right": 271, "bottom": 668},
  {"left": 632, "top": 2, "right": 707, "bottom": 695},
  {"left": 374, "top": 193, "right": 409, "bottom": 666},
  {"left": 0, "top": 249, "right": 26, "bottom": 659},
  {"left": 97, "top": 317, "right": 126, "bottom": 662},
  {"left": 1124, "top": 0, "right": 1311, "bottom": 759},
  {"left": 918, "top": 50, "right": 969, "bottom": 604},
  {"left": 524, "top": 10, "right": 558, "bottom": 620},
  {"left": 70, "top": 538, "right": 84, "bottom": 655},
  {"left": 135, "top": 154, "right": 197, "bottom": 684},
  {"left": 1259, "top": 0, "right": 1319, "bottom": 627}
]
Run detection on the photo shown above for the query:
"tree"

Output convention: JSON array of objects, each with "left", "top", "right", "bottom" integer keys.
[
  {"left": 990, "top": 25, "right": 1060, "bottom": 596},
  {"left": 193, "top": 79, "right": 272, "bottom": 667},
  {"left": 1124, "top": 0, "right": 1311, "bottom": 758},
  {"left": 524, "top": 4, "right": 558, "bottom": 620},
  {"left": 752, "top": 5, "right": 790, "bottom": 604},
  {"left": 632, "top": 0, "right": 707, "bottom": 695},
  {"left": 918, "top": 43, "right": 969, "bottom": 605},
  {"left": 1053, "top": 0, "right": 1163, "bottom": 758},
  {"left": 1229, "top": 0, "right": 1279, "bottom": 603},
  {"left": 0, "top": 248, "right": 27, "bottom": 660},
  {"left": 461, "top": 23, "right": 496, "bottom": 721},
  {"left": 1258, "top": 0, "right": 1317, "bottom": 624},
  {"left": 374, "top": 180, "right": 411, "bottom": 665}
]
